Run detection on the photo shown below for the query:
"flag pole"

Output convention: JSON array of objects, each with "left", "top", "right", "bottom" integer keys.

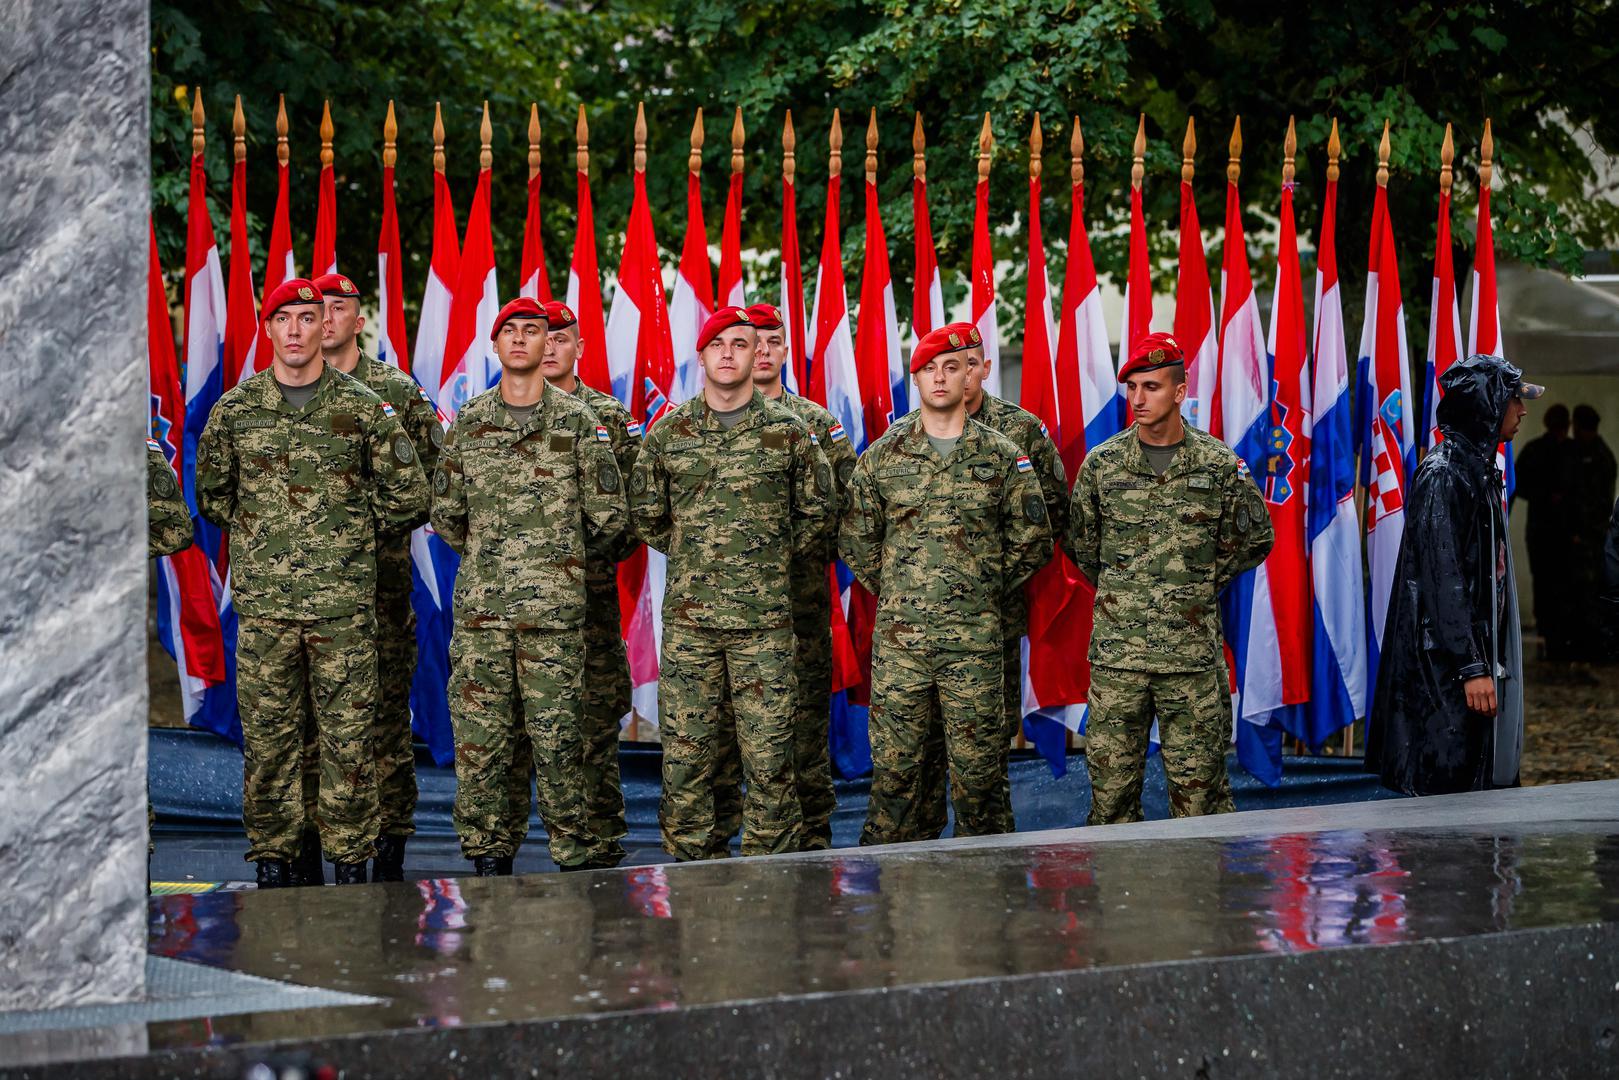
[
  {"left": 634, "top": 100, "right": 647, "bottom": 175},
  {"left": 1132, "top": 113, "right": 1145, "bottom": 192},
  {"left": 1182, "top": 116, "right": 1196, "bottom": 185},
  {"left": 433, "top": 101, "right": 446, "bottom": 175},
  {"left": 529, "top": 103, "right": 541, "bottom": 184},
  {"left": 829, "top": 107, "right": 843, "bottom": 180},
  {"left": 912, "top": 111, "right": 926, "bottom": 183},
  {"left": 1068, "top": 114, "right": 1080, "bottom": 759},
  {"left": 320, "top": 100, "right": 334, "bottom": 171},
  {"left": 233, "top": 94, "right": 246, "bottom": 166},
  {"left": 192, "top": 87, "right": 205, "bottom": 158},
  {"left": 978, "top": 111, "right": 993, "bottom": 184},
  {"left": 1023, "top": 110, "right": 1044, "bottom": 754},
  {"left": 783, "top": 109, "right": 795, "bottom": 185},
  {"left": 277, "top": 94, "right": 289, "bottom": 169},
  {"left": 1480, "top": 117, "right": 1494, "bottom": 191},
  {"left": 384, "top": 100, "right": 398, "bottom": 170},
  {"left": 480, "top": 100, "right": 492, "bottom": 171},
  {"left": 576, "top": 104, "right": 589, "bottom": 178},
  {"left": 1030, "top": 111, "right": 1043, "bottom": 181},
  {"left": 732, "top": 106, "right": 745, "bottom": 178},
  {"left": 865, "top": 107, "right": 878, "bottom": 184},
  {"left": 1228, "top": 115, "right": 1242, "bottom": 185},
  {"left": 690, "top": 107, "right": 704, "bottom": 176}
]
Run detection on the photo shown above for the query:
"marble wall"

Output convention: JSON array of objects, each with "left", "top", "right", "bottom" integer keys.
[{"left": 0, "top": 0, "right": 150, "bottom": 1009}]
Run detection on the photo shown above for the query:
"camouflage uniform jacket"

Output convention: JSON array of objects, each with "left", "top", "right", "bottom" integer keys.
[
  {"left": 629, "top": 390, "right": 833, "bottom": 631},
  {"left": 350, "top": 352, "right": 444, "bottom": 515},
  {"left": 966, "top": 394, "right": 1067, "bottom": 634},
  {"left": 776, "top": 392, "right": 858, "bottom": 622},
  {"left": 840, "top": 416, "right": 1052, "bottom": 657},
  {"left": 147, "top": 440, "right": 193, "bottom": 558},
  {"left": 572, "top": 380, "right": 644, "bottom": 565},
  {"left": 1064, "top": 424, "right": 1274, "bottom": 672},
  {"left": 195, "top": 365, "right": 429, "bottom": 620},
  {"left": 431, "top": 384, "right": 629, "bottom": 631}
]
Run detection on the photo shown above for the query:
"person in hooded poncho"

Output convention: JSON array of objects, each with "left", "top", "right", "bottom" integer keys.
[{"left": 1366, "top": 354, "right": 1543, "bottom": 796}]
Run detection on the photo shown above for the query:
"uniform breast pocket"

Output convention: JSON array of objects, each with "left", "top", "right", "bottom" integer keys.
[
  {"left": 748, "top": 451, "right": 792, "bottom": 504},
  {"left": 1099, "top": 483, "right": 1149, "bottom": 571},
  {"left": 460, "top": 441, "right": 507, "bottom": 516},
  {"left": 666, "top": 452, "right": 713, "bottom": 506}
]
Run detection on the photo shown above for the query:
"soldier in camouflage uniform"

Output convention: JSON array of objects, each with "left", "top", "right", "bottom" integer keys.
[
  {"left": 196, "top": 278, "right": 430, "bottom": 887},
  {"left": 629, "top": 306, "right": 833, "bottom": 861},
  {"left": 147, "top": 439, "right": 193, "bottom": 558},
  {"left": 840, "top": 325, "right": 1051, "bottom": 845},
  {"left": 431, "top": 297, "right": 626, "bottom": 874},
  {"left": 314, "top": 272, "right": 444, "bottom": 882},
  {"left": 1064, "top": 332, "right": 1273, "bottom": 825}
]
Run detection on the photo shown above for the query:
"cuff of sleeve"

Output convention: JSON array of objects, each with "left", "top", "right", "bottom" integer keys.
[{"left": 1456, "top": 663, "right": 1489, "bottom": 681}]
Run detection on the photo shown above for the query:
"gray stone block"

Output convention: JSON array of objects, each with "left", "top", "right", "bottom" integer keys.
[{"left": 0, "top": 0, "right": 150, "bottom": 1011}]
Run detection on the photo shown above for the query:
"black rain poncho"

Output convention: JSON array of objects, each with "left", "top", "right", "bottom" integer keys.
[{"left": 1365, "top": 354, "right": 1525, "bottom": 795}]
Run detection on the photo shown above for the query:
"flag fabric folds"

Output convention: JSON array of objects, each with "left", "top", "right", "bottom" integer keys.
[
  {"left": 223, "top": 150, "right": 259, "bottom": 390},
  {"left": 780, "top": 151, "right": 809, "bottom": 396},
  {"left": 1468, "top": 147, "right": 1514, "bottom": 501},
  {"left": 567, "top": 163, "right": 613, "bottom": 394},
  {"left": 411, "top": 170, "right": 460, "bottom": 409},
  {"left": 1173, "top": 176, "right": 1218, "bottom": 429},
  {"left": 718, "top": 170, "right": 747, "bottom": 310},
  {"left": 970, "top": 174, "right": 1004, "bottom": 398},
  {"left": 669, "top": 169, "right": 716, "bottom": 406},
  {"left": 313, "top": 156, "right": 337, "bottom": 277},
  {"left": 250, "top": 153, "right": 295, "bottom": 386},
  {"left": 854, "top": 168, "right": 900, "bottom": 442},
  {"left": 520, "top": 170, "right": 554, "bottom": 303},
  {"left": 911, "top": 168, "right": 944, "bottom": 362},
  {"left": 1420, "top": 184, "right": 1462, "bottom": 450},
  {"left": 376, "top": 157, "right": 411, "bottom": 371}
]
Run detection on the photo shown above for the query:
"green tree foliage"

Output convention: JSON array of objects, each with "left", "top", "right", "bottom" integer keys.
[{"left": 153, "top": 0, "right": 1619, "bottom": 339}]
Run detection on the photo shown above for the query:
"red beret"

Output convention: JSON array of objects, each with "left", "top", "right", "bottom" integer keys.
[
  {"left": 542, "top": 301, "right": 578, "bottom": 330},
  {"left": 1118, "top": 332, "right": 1185, "bottom": 382},
  {"left": 311, "top": 273, "right": 360, "bottom": 298},
  {"left": 262, "top": 278, "right": 324, "bottom": 318},
  {"left": 697, "top": 305, "right": 755, "bottom": 351},
  {"left": 745, "top": 303, "right": 784, "bottom": 331},
  {"left": 909, "top": 324, "right": 975, "bottom": 373},
  {"left": 489, "top": 297, "right": 547, "bottom": 342}
]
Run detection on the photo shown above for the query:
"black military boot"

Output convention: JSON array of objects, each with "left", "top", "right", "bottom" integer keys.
[
  {"left": 495, "top": 856, "right": 514, "bottom": 876},
  {"left": 293, "top": 831, "right": 324, "bottom": 887},
  {"left": 472, "top": 856, "right": 503, "bottom": 877},
  {"left": 255, "top": 859, "right": 292, "bottom": 889},
  {"left": 333, "top": 861, "right": 368, "bottom": 885},
  {"left": 373, "top": 834, "right": 407, "bottom": 883}
]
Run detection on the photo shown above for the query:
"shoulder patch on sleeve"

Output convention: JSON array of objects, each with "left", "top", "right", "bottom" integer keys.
[
  {"left": 595, "top": 424, "right": 611, "bottom": 442},
  {"left": 1015, "top": 454, "right": 1033, "bottom": 473},
  {"left": 626, "top": 420, "right": 644, "bottom": 438},
  {"left": 147, "top": 438, "right": 163, "bottom": 453},
  {"left": 1236, "top": 459, "right": 1251, "bottom": 481},
  {"left": 829, "top": 422, "right": 848, "bottom": 443},
  {"left": 417, "top": 384, "right": 433, "bottom": 405},
  {"left": 379, "top": 401, "right": 397, "bottom": 420}
]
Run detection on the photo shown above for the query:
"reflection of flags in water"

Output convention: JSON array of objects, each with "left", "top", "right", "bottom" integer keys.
[
  {"left": 969, "top": 170, "right": 1003, "bottom": 399},
  {"left": 1356, "top": 177, "right": 1415, "bottom": 705},
  {"left": 669, "top": 167, "right": 715, "bottom": 406},
  {"left": 413, "top": 879, "right": 469, "bottom": 956},
  {"left": 376, "top": 128, "right": 411, "bottom": 372},
  {"left": 1174, "top": 170, "right": 1218, "bottom": 429},
  {"left": 1305, "top": 159, "right": 1367, "bottom": 747},
  {"left": 1212, "top": 163, "right": 1288, "bottom": 786},
  {"left": 779, "top": 122, "right": 808, "bottom": 395},
  {"left": 1468, "top": 132, "right": 1514, "bottom": 502},
  {"left": 1018, "top": 160, "right": 1087, "bottom": 771},
  {"left": 625, "top": 866, "right": 673, "bottom": 918},
  {"left": 608, "top": 159, "right": 677, "bottom": 727},
  {"left": 151, "top": 218, "right": 231, "bottom": 738},
  {"left": 179, "top": 148, "right": 241, "bottom": 744},
  {"left": 1263, "top": 167, "right": 1316, "bottom": 749},
  {"left": 1421, "top": 175, "right": 1462, "bottom": 451},
  {"left": 811, "top": 154, "right": 872, "bottom": 776}
]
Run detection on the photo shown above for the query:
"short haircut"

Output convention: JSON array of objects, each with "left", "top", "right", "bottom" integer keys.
[{"left": 1544, "top": 403, "right": 1570, "bottom": 430}]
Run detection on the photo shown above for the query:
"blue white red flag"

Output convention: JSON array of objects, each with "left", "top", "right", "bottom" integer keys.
[
  {"left": 1304, "top": 152, "right": 1367, "bottom": 746},
  {"left": 376, "top": 143, "right": 411, "bottom": 372},
  {"left": 1118, "top": 178, "right": 1155, "bottom": 422},
  {"left": 1467, "top": 129, "right": 1514, "bottom": 503},
  {"left": 718, "top": 163, "right": 747, "bottom": 311},
  {"left": 441, "top": 164, "right": 501, "bottom": 407},
  {"left": 855, "top": 151, "right": 900, "bottom": 443},
  {"left": 669, "top": 167, "right": 715, "bottom": 406},
  {"left": 969, "top": 169, "right": 1004, "bottom": 399},
  {"left": 1421, "top": 172, "right": 1462, "bottom": 451},
  {"left": 910, "top": 144, "right": 945, "bottom": 379},
  {"left": 248, "top": 114, "right": 295, "bottom": 386},
  {"left": 566, "top": 147, "right": 613, "bottom": 395},
  {"left": 1173, "top": 163, "right": 1218, "bottom": 429},
  {"left": 411, "top": 168, "right": 459, "bottom": 410},
  {"left": 519, "top": 149, "right": 553, "bottom": 304},
  {"left": 779, "top": 124, "right": 809, "bottom": 396},
  {"left": 223, "top": 123, "right": 259, "bottom": 391}
]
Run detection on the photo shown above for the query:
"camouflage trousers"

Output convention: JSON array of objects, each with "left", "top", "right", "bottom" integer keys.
[
  {"left": 448, "top": 625, "right": 600, "bottom": 867},
  {"left": 909, "top": 633, "right": 1020, "bottom": 839},
  {"left": 659, "top": 621, "right": 800, "bottom": 861},
  {"left": 237, "top": 610, "right": 379, "bottom": 865},
  {"left": 373, "top": 541, "right": 420, "bottom": 837},
  {"left": 861, "top": 641, "right": 1008, "bottom": 846},
  {"left": 1085, "top": 664, "right": 1236, "bottom": 825}
]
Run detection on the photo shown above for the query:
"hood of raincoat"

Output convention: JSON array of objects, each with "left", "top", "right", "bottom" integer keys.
[{"left": 1435, "top": 353, "right": 1523, "bottom": 450}]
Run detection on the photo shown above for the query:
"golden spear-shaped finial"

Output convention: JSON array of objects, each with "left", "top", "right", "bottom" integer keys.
[
  {"left": 576, "top": 105, "right": 589, "bottom": 176},
  {"left": 528, "top": 103, "right": 541, "bottom": 182},
  {"left": 276, "top": 94, "right": 289, "bottom": 168},
  {"left": 1282, "top": 115, "right": 1296, "bottom": 187},
  {"left": 634, "top": 101, "right": 647, "bottom": 174},
  {"left": 1071, "top": 116, "right": 1084, "bottom": 186},
  {"left": 912, "top": 112, "right": 927, "bottom": 182},
  {"left": 1480, "top": 118, "right": 1494, "bottom": 190},
  {"left": 1439, "top": 122, "right": 1455, "bottom": 195},
  {"left": 320, "top": 100, "right": 334, "bottom": 169},
  {"left": 1029, "top": 113, "right": 1043, "bottom": 180},
  {"left": 1227, "top": 116, "right": 1243, "bottom": 184},
  {"left": 977, "top": 112, "right": 993, "bottom": 181},
  {"left": 1181, "top": 117, "right": 1196, "bottom": 184},
  {"left": 689, "top": 108, "right": 705, "bottom": 175},
  {"left": 829, "top": 108, "right": 843, "bottom": 180},
  {"left": 191, "top": 88, "right": 205, "bottom": 157},
  {"left": 432, "top": 102, "right": 446, "bottom": 175},
  {"left": 383, "top": 100, "right": 398, "bottom": 170},
  {"left": 782, "top": 110, "right": 796, "bottom": 186},
  {"left": 478, "top": 101, "right": 492, "bottom": 171},
  {"left": 865, "top": 108, "right": 878, "bottom": 184},
  {"left": 1131, "top": 113, "right": 1145, "bottom": 191},
  {"left": 1327, "top": 117, "right": 1340, "bottom": 184},
  {"left": 1377, "top": 119, "right": 1391, "bottom": 189},
  {"left": 731, "top": 106, "right": 745, "bottom": 176},
  {"left": 233, "top": 94, "right": 246, "bottom": 164}
]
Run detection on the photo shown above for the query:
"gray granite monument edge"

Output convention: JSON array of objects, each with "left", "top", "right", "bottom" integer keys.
[{"left": 0, "top": 0, "right": 151, "bottom": 1010}]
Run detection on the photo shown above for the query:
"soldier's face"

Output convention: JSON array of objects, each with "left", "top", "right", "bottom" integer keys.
[
  {"left": 1499, "top": 396, "right": 1527, "bottom": 440},
  {"left": 266, "top": 306, "right": 323, "bottom": 369},
  {"left": 1125, "top": 371, "right": 1186, "bottom": 426},
  {"left": 702, "top": 328, "right": 758, "bottom": 390},
  {"left": 914, "top": 356, "right": 967, "bottom": 410},
  {"left": 754, "top": 329, "right": 786, "bottom": 386},
  {"left": 543, "top": 326, "right": 580, "bottom": 381},
  {"left": 963, "top": 346, "right": 988, "bottom": 402},
  {"left": 321, "top": 298, "right": 364, "bottom": 350},
  {"left": 494, "top": 318, "right": 548, "bottom": 372}
]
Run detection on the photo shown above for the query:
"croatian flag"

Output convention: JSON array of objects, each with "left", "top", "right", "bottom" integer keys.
[
  {"left": 1305, "top": 150, "right": 1367, "bottom": 746},
  {"left": 1212, "top": 161, "right": 1288, "bottom": 785},
  {"left": 1468, "top": 124, "right": 1515, "bottom": 503},
  {"left": 1262, "top": 162, "right": 1316, "bottom": 748},
  {"left": 607, "top": 154, "right": 677, "bottom": 727},
  {"left": 910, "top": 125, "right": 945, "bottom": 361},
  {"left": 810, "top": 147, "right": 872, "bottom": 776},
  {"left": 567, "top": 125, "right": 613, "bottom": 395},
  {"left": 855, "top": 137, "right": 900, "bottom": 440},
  {"left": 970, "top": 169, "right": 1003, "bottom": 399},
  {"left": 718, "top": 160, "right": 747, "bottom": 310},
  {"left": 669, "top": 166, "right": 715, "bottom": 407},
  {"left": 313, "top": 102, "right": 338, "bottom": 277},
  {"left": 439, "top": 164, "right": 500, "bottom": 417},
  {"left": 150, "top": 218, "right": 231, "bottom": 738},
  {"left": 179, "top": 145, "right": 241, "bottom": 744},
  {"left": 519, "top": 152, "right": 554, "bottom": 303},
  {"left": 1356, "top": 172, "right": 1416, "bottom": 704},
  {"left": 223, "top": 109, "right": 258, "bottom": 391},
  {"left": 1119, "top": 176, "right": 1154, "bottom": 421},
  {"left": 376, "top": 108, "right": 411, "bottom": 372},
  {"left": 1421, "top": 161, "right": 1462, "bottom": 451},
  {"left": 411, "top": 167, "right": 459, "bottom": 409},
  {"left": 779, "top": 115, "right": 809, "bottom": 396},
  {"left": 249, "top": 108, "right": 294, "bottom": 385},
  {"left": 1174, "top": 164, "right": 1218, "bottom": 429}
]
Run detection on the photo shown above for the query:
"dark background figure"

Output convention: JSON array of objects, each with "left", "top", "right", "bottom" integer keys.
[
  {"left": 1569, "top": 405, "right": 1618, "bottom": 661},
  {"left": 1603, "top": 496, "right": 1619, "bottom": 648},
  {"left": 1367, "top": 354, "right": 1537, "bottom": 797},
  {"left": 1511, "top": 404, "right": 1577, "bottom": 660}
]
